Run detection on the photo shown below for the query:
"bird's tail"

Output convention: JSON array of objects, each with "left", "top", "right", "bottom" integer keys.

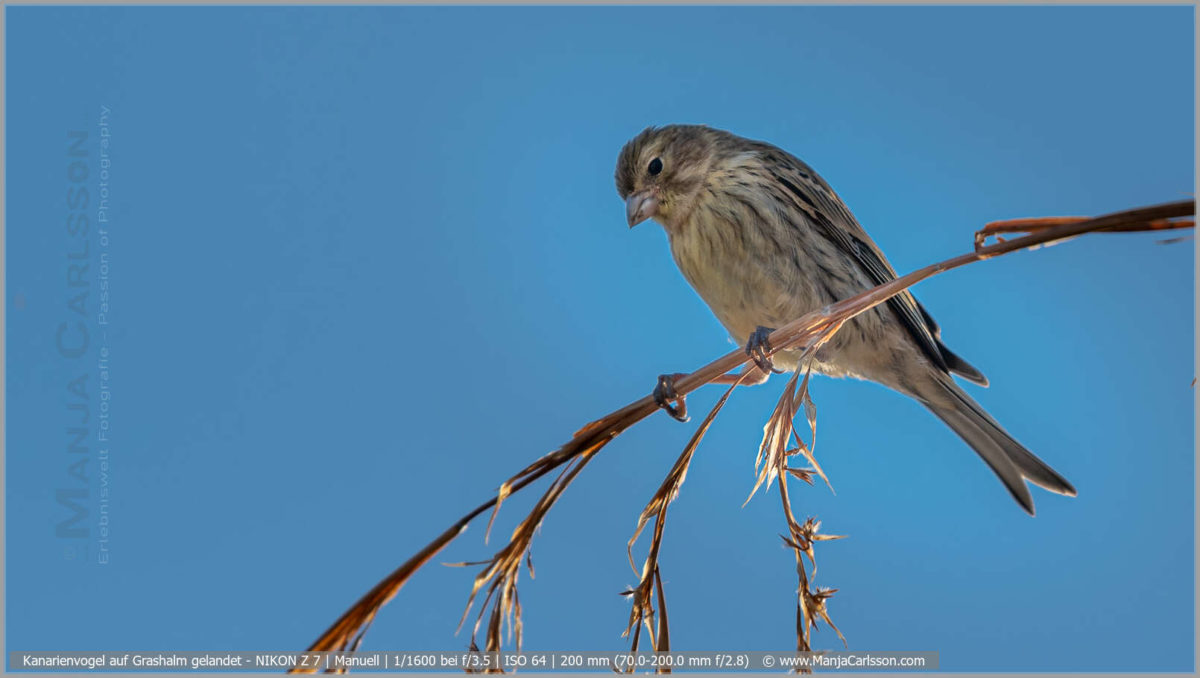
[{"left": 918, "top": 377, "right": 1076, "bottom": 515}]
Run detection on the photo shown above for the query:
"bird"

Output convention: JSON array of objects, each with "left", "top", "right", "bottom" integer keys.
[{"left": 614, "top": 124, "right": 1075, "bottom": 515}]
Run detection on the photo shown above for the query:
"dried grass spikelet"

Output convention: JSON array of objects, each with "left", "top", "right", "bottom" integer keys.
[
  {"left": 975, "top": 213, "right": 1193, "bottom": 249},
  {"left": 451, "top": 446, "right": 603, "bottom": 666},
  {"left": 747, "top": 342, "right": 848, "bottom": 664},
  {"left": 621, "top": 377, "right": 749, "bottom": 672},
  {"left": 292, "top": 200, "right": 1193, "bottom": 674}
]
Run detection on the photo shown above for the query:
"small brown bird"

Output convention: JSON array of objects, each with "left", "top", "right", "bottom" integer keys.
[{"left": 615, "top": 124, "right": 1075, "bottom": 515}]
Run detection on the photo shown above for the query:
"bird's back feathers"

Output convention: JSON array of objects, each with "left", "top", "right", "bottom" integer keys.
[{"left": 751, "top": 138, "right": 988, "bottom": 386}]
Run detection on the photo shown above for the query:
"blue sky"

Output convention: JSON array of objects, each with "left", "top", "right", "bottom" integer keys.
[{"left": 6, "top": 6, "right": 1193, "bottom": 672}]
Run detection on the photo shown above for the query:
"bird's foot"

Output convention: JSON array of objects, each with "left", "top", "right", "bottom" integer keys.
[
  {"left": 746, "top": 326, "right": 784, "bottom": 375},
  {"left": 653, "top": 373, "right": 689, "bottom": 423}
]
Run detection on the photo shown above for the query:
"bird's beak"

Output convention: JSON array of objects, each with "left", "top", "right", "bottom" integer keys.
[{"left": 625, "top": 190, "right": 660, "bottom": 228}]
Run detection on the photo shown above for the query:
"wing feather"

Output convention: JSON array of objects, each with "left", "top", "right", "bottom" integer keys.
[{"left": 763, "top": 151, "right": 987, "bottom": 385}]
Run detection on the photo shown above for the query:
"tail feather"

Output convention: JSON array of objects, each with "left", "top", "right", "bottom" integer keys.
[{"left": 921, "top": 378, "right": 1075, "bottom": 515}]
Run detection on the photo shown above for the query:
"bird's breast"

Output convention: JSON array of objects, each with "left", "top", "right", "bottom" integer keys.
[{"left": 667, "top": 199, "right": 825, "bottom": 347}]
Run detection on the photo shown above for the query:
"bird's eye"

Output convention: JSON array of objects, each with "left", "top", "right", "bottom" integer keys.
[{"left": 647, "top": 157, "right": 663, "bottom": 176}]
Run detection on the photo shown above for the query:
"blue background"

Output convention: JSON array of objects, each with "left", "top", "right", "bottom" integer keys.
[{"left": 6, "top": 6, "right": 1194, "bottom": 672}]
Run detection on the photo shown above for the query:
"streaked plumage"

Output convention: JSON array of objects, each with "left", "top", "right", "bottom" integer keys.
[{"left": 616, "top": 124, "right": 1075, "bottom": 514}]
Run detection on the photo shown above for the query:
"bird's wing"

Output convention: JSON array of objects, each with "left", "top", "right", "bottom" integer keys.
[{"left": 764, "top": 152, "right": 987, "bottom": 385}]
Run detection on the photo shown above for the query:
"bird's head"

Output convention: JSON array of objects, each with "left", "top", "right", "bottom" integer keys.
[{"left": 615, "top": 125, "right": 717, "bottom": 229}]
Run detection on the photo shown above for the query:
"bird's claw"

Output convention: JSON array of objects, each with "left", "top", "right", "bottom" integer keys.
[
  {"left": 746, "top": 326, "right": 784, "bottom": 375},
  {"left": 653, "top": 373, "right": 690, "bottom": 423}
]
